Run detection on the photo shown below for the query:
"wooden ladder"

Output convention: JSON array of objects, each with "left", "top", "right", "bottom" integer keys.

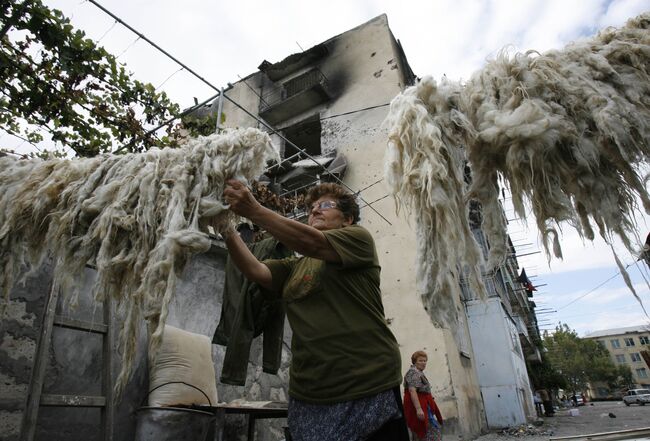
[{"left": 20, "top": 280, "right": 114, "bottom": 441}]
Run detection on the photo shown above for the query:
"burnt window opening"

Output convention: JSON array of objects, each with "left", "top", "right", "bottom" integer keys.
[
  {"left": 269, "top": 116, "right": 329, "bottom": 199},
  {"left": 283, "top": 117, "right": 322, "bottom": 162},
  {"left": 262, "top": 115, "right": 345, "bottom": 220}
]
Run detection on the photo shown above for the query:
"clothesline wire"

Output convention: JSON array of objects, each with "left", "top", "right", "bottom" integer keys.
[{"left": 87, "top": 0, "right": 393, "bottom": 226}]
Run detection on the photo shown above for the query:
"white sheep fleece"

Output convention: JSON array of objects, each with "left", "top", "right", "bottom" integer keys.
[
  {"left": 384, "top": 13, "right": 650, "bottom": 325},
  {"left": 0, "top": 127, "right": 278, "bottom": 397}
]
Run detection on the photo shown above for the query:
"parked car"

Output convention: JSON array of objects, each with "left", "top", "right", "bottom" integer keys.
[{"left": 623, "top": 389, "right": 650, "bottom": 406}]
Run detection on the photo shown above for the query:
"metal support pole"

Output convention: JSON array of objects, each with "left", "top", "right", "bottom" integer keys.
[{"left": 216, "top": 88, "right": 224, "bottom": 132}]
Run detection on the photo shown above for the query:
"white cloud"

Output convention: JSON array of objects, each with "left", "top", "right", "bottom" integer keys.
[{"left": 599, "top": 0, "right": 650, "bottom": 26}]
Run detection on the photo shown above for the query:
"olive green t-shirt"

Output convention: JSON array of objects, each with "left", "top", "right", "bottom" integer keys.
[{"left": 263, "top": 224, "right": 402, "bottom": 404}]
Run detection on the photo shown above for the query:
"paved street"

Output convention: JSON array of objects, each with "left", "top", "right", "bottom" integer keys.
[
  {"left": 545, "top": 401, "right": 650, "bottom": 436},
  {"left": 472, "top": 401, "right": 650, "bottom": 441}
]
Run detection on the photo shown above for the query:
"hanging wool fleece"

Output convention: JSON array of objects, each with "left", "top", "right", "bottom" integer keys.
[
  {"left": 385, "top": 13, "right": 650, "bottom": 321},
  {"left": 384, "top": 79, "right": 486, "bottom": 330},
  {"left": 0, "top": 128, "right": 278, "bottom": 396}
]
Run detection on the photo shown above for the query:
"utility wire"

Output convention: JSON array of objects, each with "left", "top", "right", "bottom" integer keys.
[
  {"left": 320, "top": 103, "right": 390, "bottom": 121},
  {"left": 556, "top": 263, "right": 632, "bottom": 311},
  {"left": 360, "top": 193, "right": 390, "bottom": 209},
  {"left": 555, "top": 302, "right": 645, "bottom": 320},
  {"left": 633, "top": 258, "right": 650, "bottom": 293},
  {"left": 357, "top": 178, "right": 384, "bottom": 193}
]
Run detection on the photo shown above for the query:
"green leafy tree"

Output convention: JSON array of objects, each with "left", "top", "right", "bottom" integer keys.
[
  {"left": 543, "top": 323, "right": 629, "bottom": 393},
  {"left": 608, "top": 364, "right": 634, "bottom": 390},
  {"left": 0, "top": 0, "right": 186, "bottom": 157},
  {"left": 527, "top": 354, "right": 567, "bottom": 391}
]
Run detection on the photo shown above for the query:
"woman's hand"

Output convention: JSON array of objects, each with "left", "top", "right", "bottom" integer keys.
[
  {"left": 221, "top": 225, "right": 237, "bottom": 239},
  {"left": 223, "top": 179, "right": 261, "bottom": 219},
  {"left": 416, "top": 408, "right": 425, "bottom": 421}
]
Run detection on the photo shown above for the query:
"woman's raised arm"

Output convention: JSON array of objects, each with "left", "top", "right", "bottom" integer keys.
[
  {"left": 223, "top": 179, "right": 341, "bottom": 262},
  {"left": 223, "top": 227, "right": 273, "bottom": 289}
]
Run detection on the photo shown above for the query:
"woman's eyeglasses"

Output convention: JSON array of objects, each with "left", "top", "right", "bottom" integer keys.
[{"left": 309, "top": 200, "right": 338, "bottom": 213}]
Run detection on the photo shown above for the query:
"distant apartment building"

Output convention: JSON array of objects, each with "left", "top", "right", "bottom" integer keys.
[{"left": 584, "top": 325, "right": 650, "bottom": 397}]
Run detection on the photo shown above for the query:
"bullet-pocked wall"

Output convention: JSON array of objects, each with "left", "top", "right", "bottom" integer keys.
[
  {"left": 0, "top": 243, "right": 291, "bottom": 441},
  {"left": 218, "top": 14, "right": 487, "bottom": 439}
]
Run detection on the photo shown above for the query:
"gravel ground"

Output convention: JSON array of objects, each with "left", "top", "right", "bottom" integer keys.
[{"left": 470, "top": 401, "right": 650, "bottom": 441}]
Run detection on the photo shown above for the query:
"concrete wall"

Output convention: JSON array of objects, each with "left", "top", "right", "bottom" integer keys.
[
  {"left": 1, "top": 261, "right": 53, "bottom": 440},
  {"left": 0, "top": 243, "right": 291, "bottom": 441},
  {"left": 221, "top": 14, "right": 487, "bottom": 439},
  {"left": 466, "top": 298, "right": 536, "bottom": 428}
]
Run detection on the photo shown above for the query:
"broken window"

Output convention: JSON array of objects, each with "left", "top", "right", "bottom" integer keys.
[
  {"left": 282, "top": 116, "right": 322, "bottom": 163},
  {"left": 262, "top": 115, "right": 345, "bottom": 217},
  {"left": 275, "top": 116, "right": 329, "bottom": 195}
]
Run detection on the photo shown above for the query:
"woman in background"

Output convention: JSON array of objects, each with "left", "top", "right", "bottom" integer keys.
[{"left": 403, "top": 351, "right": 443, "bottom": 441}]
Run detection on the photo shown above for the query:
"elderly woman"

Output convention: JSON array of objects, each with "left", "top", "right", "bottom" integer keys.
[
  {"left": 403, "top": 351, "right": 443, "bottom": 441},
  {"left": 222, "top": 179, "right": 408, "bottom": 441}
]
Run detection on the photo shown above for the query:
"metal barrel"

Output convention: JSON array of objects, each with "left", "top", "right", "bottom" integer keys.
[{"left": 135, "top": 406, "right": 215, "bottom": 441}]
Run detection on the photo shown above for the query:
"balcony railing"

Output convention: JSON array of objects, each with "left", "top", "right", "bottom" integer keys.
[{"left": 259, "top": 69, "right": 331, "bottom": 123}]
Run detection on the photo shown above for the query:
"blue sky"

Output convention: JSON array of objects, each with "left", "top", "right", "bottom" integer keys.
[
  {"left": 9, "top": 0, "right": 650, "bottom": 335},
  {"left": 511, "top": 216, "right": 650, "bottom": 336},
  {"left": 505, "top": 185, "right": 650, "bottom": 335},
  {"left": 535, "top": 266, "right": 650, "bottom": 333}
]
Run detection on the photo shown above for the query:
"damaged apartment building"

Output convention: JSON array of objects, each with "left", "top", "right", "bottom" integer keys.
[{"left": 2, "top": 14, "right": 541, "bottom": 441}]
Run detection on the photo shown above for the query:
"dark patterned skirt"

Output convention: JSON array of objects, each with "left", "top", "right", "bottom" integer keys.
[{"left": 287, "top": 388, "right": 403, "bottom": 441}]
